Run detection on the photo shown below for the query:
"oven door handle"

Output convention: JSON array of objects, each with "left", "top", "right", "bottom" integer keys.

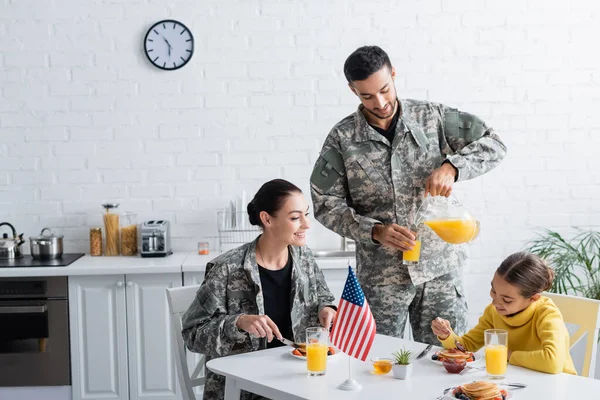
[{"left": 0, "top": 304, "right": 47, "bottom": 314}]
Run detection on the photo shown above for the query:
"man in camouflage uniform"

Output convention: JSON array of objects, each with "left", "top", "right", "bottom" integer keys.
[
  {"left": 181, "top": 237, "right": 335, "bottom": 400},
  {"left": 310, "top": 46, "right": 507, "bottom": 344}
]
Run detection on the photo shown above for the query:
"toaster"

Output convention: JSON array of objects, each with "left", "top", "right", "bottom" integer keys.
[{"left": 140, "top": 220, "right": 173, "bottom": 258}]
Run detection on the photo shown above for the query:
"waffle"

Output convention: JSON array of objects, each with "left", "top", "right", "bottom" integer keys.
[{"left": 459, "top": 381, "right": 502, "bottom": 400}]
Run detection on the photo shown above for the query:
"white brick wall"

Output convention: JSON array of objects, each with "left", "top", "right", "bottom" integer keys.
[{"left": 1, "top": 0, "right": 600, "bottom": 332}]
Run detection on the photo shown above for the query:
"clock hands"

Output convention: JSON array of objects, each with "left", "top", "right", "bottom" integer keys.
[{"left": 162, "top": 36, "right": 172, "bottom": 57}]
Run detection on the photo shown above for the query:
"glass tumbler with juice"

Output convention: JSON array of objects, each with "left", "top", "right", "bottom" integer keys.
[
  {"left": 305, "top": 327, "right": 328, "bottom": 376},
  {"left": 403, "top": 228, "right": 421, "bottom": 265},
  {"left": 485, "top": 329, "right": 508, "bottom": 379}
]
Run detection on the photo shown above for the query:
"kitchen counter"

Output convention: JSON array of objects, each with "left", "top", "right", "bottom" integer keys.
[
  {"left": 0, "top": 252, "right": 189, "bottom": 277},
  {"left": 0, "top": 251, "right": 354, "bottom": 277},
  {"left": 182, "top": 252, "right": 355, "bottom": 272}
]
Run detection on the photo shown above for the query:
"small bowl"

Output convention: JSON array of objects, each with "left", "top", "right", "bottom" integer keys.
[
  {"left": 370, "top": 357, "right": 393, "bottom": 374},
  {"left": 442, "top": 359, "right": 467, "bottom": 374}
]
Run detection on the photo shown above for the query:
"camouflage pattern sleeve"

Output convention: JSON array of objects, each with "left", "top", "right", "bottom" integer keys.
[
  {"left": 305, "top": 247, "right": 337, "bottom": 312},
  {"left": 435, "top": 104, "right": 507, "bottom": 182},
  {"left": 181, "top": 261, "right": 247, "bottom": 357},
  {"left": 310, "top": 131, "right": 382, "bottom": 244}
]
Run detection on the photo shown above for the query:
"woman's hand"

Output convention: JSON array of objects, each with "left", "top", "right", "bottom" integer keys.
[
  {"left": 236, "top": 314, "right": 282, "bottom": 342},
  {"left": 431, "top": 317, "right": 452, "bottom": 340},
  {"left": 319, "top": 307, "right": 336, "bottom": 329}
]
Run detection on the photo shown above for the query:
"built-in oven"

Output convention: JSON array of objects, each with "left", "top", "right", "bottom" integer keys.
[{"left": 0, "top": 276, "right": 70, "bottom": 387}]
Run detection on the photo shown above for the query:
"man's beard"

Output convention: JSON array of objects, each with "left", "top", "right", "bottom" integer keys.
[{"left": 364, "top": 94, "right": 397, "bottom": 120}]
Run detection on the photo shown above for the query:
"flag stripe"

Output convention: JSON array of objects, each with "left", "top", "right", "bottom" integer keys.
[
  {"left": 347, "top": 304, "right": 368, "bottom": 355},
  {"left": 338, "top": 303, "right": 359, "bottom": 350},
  {"left": 356, "top": 307, "right": 375, "bottom": 360}
]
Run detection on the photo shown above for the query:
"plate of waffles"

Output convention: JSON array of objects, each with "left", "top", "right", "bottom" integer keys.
[{"left": 444, "top": 381, "right": 512, "bottom": 400}]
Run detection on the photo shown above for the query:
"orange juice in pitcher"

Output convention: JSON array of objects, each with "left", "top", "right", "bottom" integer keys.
[
  {"left": 415, "top": 195, "right": 480, "bottom": 244},
  {"left": 424, "top": 219, "right": 479, "bottom": 244}
]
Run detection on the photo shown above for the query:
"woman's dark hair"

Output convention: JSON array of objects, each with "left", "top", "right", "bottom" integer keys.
[
  {"left": 343, "top": 45, "right": 392, "bottom": 83},
  {"left": 496, "top": 251, "right": 555, "bottom": 298},
  {"left": 247, "top": 179, "right": 302, "bottom": 228}
]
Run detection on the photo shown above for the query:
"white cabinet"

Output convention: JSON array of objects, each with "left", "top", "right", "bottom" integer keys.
[{"left": 69, "top": 273, "right": 183, "bottom": 400}]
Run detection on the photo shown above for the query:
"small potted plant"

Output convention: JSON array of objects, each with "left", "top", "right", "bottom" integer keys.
[{"left": 392, "top": 348, "right": 413, "bottom": 380}]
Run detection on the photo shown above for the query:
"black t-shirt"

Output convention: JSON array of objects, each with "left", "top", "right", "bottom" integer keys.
[
  {"left": 370, "top": 104, "right": 400, "bottom": 144},
  {"left": 258, "top": 249, "right": 294, "bottom": 349}
]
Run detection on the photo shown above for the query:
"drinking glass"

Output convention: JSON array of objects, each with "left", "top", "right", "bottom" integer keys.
[
  {"left": 305, "top": 327, "right": 328, "bottom": 376},
  {"left": 403, "top": 227, "right": 421, "bottom": 265},
  {"left": 485, "top": 329, "right": 508, "bottom": 380}
]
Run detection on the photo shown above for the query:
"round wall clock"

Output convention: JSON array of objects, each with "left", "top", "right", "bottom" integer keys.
[{"left": 144, "top": 20, "right": 194, "bottom": 71}]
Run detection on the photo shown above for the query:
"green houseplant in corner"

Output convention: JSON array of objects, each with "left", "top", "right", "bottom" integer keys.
[
  {"left": 391, "top": 348, "right": 413, "bottom": 380},
  {"left": 526, "top": 229, "right": 600, "bottom": 300}
]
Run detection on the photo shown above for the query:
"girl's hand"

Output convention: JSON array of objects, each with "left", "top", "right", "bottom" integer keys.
[
  {"left": 319, "top": 307, "right": 336, "bottom": 329},
  {"left": 431, "top": 317, "right": 452, "bottom": 340}
]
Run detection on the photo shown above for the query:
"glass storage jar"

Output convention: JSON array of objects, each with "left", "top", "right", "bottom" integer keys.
[
  {"left": 120, "top": 212, "right": 138, "bottom": 256},
  {"left": 89, "top": 228, "right": 102, "bottom": 256},
  {"left": 102, "top": 203, "right": 120, "bottom": 256}
]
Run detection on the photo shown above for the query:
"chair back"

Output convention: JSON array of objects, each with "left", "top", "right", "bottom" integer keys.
[
  {"left": 166, "top": 285, "right": 205, "bottom": 400},
  {"left": 544, "top": 292, "right": 600, "bottom": 377}
]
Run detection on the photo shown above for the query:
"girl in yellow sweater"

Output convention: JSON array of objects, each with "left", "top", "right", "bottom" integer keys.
[{"left": 431, "top": 251, "right": 576, "bottom": 375}]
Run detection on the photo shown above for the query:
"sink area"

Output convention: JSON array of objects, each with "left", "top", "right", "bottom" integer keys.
[{"left": 312, "top": 250, "right": 356, "bottom": 258}]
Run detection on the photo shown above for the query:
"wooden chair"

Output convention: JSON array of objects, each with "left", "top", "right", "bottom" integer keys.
[
  {"left": 166, "top": 285, "right": 205, "bottom": 400},
  {"left": 544, "top": 292, "right": 600, "bottom": 377}
]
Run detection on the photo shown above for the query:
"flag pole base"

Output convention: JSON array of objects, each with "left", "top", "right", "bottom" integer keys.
[{"left": 338, "top": 379, "right": 362, "bottom": 391}]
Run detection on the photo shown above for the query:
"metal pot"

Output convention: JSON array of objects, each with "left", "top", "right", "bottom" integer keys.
[{"left": 29, "top": 228, "right": 63, "bottom": 260}]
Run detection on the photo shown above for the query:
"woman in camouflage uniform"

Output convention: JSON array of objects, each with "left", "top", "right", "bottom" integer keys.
[{"left": 182, "top": 179, "right": 337, "bottom": 400}]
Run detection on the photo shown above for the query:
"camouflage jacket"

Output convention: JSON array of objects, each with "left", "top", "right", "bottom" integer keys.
[
  {"left": 310, "top": 99, "right": 507, "bottom": 287},
  {"left": 181, "top": 237, "right": 336, "bottom": 400}
]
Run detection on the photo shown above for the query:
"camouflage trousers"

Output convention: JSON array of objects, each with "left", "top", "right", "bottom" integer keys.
[{"left": 362, "top": 270, "right": 468, "bottom": 345}]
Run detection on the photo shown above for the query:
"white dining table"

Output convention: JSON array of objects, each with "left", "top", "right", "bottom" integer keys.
[{"left": 206, "top": 334, "right": 600, "bottom": 399}]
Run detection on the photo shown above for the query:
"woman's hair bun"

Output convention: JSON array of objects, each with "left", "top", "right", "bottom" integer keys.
[{"left": 247, "top": 201, "right": 259, "bottom": 226}]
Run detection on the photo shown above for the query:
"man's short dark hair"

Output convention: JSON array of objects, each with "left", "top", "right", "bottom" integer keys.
[{"left": 343, "top": 46, "right": 392, "bottom": 83}]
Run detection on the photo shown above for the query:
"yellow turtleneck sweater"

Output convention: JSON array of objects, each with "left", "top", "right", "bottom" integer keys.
[{"left": 440, "top": 296, "right": 576, "bottom": 375}]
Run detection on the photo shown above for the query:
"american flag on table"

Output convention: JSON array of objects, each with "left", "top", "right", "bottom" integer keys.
[{"left": 329, "top": 265, "right": 376, "bottom": 361}]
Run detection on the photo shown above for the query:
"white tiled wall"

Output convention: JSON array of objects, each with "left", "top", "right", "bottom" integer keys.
[{"left": 2, "top": 1, "right": 600, "bottom": 326}]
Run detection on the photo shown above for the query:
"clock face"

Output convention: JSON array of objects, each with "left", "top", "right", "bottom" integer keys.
[{"left": 144, "top": 20, "right": 194, "bottom": 71}]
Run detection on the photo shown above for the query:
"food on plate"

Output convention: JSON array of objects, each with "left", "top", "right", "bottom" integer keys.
[
  {"left": 292, "top": 343, "right": 337, "bottom": 356},
  {"left": 451, "top": 381, "right": 508, "bottom": 400},
  {"left": 442, "top": 358, "right": 467, "bottom": 374},
  {"left": 432, "top": 348, "right": 475, "bottom": 363}
]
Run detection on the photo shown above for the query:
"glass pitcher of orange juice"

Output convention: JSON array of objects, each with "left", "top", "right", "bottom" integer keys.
[{"left": 414, "top": 195, "right": 480, "bottom": 244}]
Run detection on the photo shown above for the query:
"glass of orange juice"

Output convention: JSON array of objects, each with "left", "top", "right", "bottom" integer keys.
[
  {"left": 306, "top": 327, "right": 328, "bottom": 376},
  {"left": 485, "top": 329, "right": 508, "bottom": 380},
  {"left": 403, "top": 229, "right": 421, "bottom": 265}
]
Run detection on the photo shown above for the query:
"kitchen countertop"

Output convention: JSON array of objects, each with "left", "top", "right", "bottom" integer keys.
[
  {"left": 0, "top": 252, "right": 190, "bottom": 277},
  {"left": 0, "top": 251, "right": 354, "bottom": 277},
  {"left": 182, "top": 252, "right": 356, "bottom": 272}
]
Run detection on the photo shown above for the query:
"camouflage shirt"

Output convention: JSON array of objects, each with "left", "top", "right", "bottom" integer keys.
[
  {"left": 310, "top": 99, "right": 507, "bottom": 287},
  {"left": 181, "top": 237, "right": 336, "bottom": 400}
]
